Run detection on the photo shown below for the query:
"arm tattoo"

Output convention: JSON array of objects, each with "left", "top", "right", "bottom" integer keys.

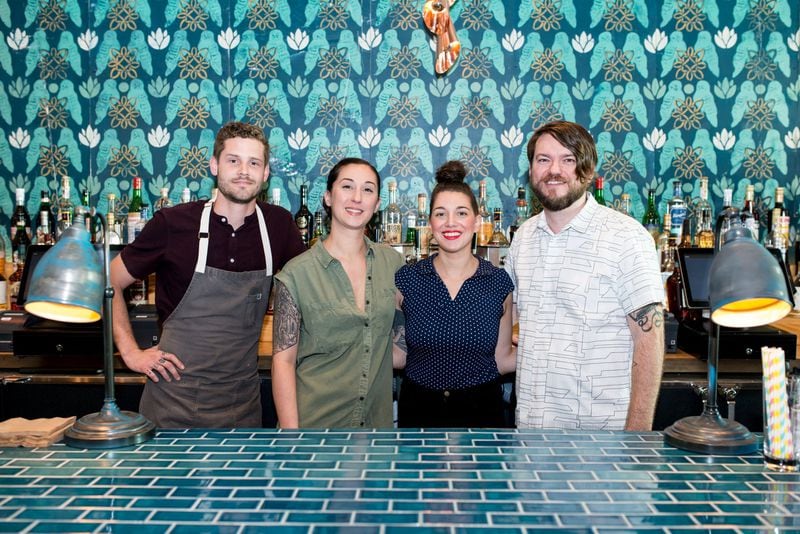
[
  {"left": 628, "top": 302, "right": 664, "bottom": 333},
  {"left": 392, "top": 309, "right": 407, "bottom": 353},
  {"left": 273, "top": 280, "right": 300, "bottom": 353}
]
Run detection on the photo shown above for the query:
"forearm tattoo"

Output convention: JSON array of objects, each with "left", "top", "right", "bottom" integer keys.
[
  {"left": 392, "top": 308, "right": 407, "bottom": 353},
  {"left": 273, "top": 280, "right": 300, "bottom": 353},
  {"left": 628, "top": 302, "right": 664, "bottom": 333}
]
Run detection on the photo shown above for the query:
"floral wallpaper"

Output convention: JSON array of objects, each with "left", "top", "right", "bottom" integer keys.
[{"left": 0, "top": 0, "right": 798, "bottom": 245}]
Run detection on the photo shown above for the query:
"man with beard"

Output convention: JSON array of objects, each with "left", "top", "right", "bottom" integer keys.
[
  {"left": 505, "top": 120, "right": 664, "bottom": 431},
  {"left": 110, "top": 121, "right": 305, "bottom": 428}
]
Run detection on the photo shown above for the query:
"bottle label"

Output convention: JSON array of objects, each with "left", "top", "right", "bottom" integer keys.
[
  {"left": 669, "top": 206, "right": 687, "bottom": 237},
  {"left": 384, "top": 224, "right": 402, "bottom": 245}
]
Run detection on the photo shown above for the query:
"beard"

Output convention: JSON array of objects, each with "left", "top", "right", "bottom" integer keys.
[
  {"left": 532, "top": 174, "right": 589, "bottom": 212},
  {"left": 217, "top": 179, "right": 260, "bottom": 204}
]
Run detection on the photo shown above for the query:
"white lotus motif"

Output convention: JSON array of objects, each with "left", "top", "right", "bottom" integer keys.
[
  {"left": 789, "top": 29, "right": 800, "bottom": 52},
  {"left": 79, "top": 126, "right": 100, "bottom": 149},
  {"left": 288, "top": 129, "right": 309, "bottom": 150},
  {"left": 358, "top": 27, "right": 382, "bottom": 50},
  {"left": 217, "top": 28, "right": 240, "bottom": 50},
  {"left": 148, "top": 126, "right": 170, "bottom": 148},
  {"left": 8, "top": 128, "right": 29, "bottom": 149},
  {"left": 571, "top": 32, "right": 594, "bottom": 53},
  {"left": 642, "top": 128, "right": 666, "bottom": 151},
  {"left": 784, "top": 127, "right": 800, "bottom": 149},
  {"left": 358, "top": 127, "right": 381, "bottom": 148},
  {"left": 428, "top": 126, "right": 451, "bottom": 147},
  {"left": 287, "top": 29, "right": 309, "bottom": 51},
  {"left": 6, "top": 28, "right": 29, "bottom": 51},
  {"left": 714, "top": 27, "right": 737, "bottom": 49},
  {"left": 644, "top": 29, "right": 668, "bottom": 53},
  {"left": 77, "top": 29, "right": 97, "bottom": 51},
  {"left": 712, "top": 129, "right": 736, "bottom": 151},
  {"left": 148, "top": 28, "right": 170, "bottom": 50},
  {"left": 501, "top": 126, "right": 523, "bottom": 148},
  {"left": 502, "top": 29, "right": 524, "bottom": 52}
]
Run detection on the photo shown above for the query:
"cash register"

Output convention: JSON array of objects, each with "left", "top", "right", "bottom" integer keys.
[
  {"left": 0, "top": 244, "right": 159, "bottom": 358},
  {"left": 676, "top": 246, "right": 796, "bottom": 359}
]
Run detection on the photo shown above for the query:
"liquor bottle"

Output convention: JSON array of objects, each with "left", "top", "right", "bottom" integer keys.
[
  {"left": 9, "top": 188, "right": 31, "bottom": 243},
  {"left": 770, "top": 187, "right": 790, "bottom": 248},
  {"left": 383, "top": 181, "right": 402, "bottom": 245},
  {"left": 693, "top": 177, "right": 714, "bottom": 248},
  {"left": 667, "top": 180, "right": 686, "bottom": 239},
  {"left": 509, "top": 186, "right": 528, "bottom": 243},
  {"left": 741, "top": 184, "right": 759, "bottom": 240},
  {"left": 80, "top": 188, "right": 101, "bottom": 243},
  {"left": 35, "top": 190, "right": 56, "bottom": 245},
  {"left": 0, "top": 234, "right": 6, "bottom": 310},
  {"left": 477, "top": 180, "right": 493, "bottom": 246},
  {"left": 719, "top": 187, "right": 735, "bottom": 238},
  {"left": 181, "top": 187, "right": 191, "bottom": 204},
  {"left": 154, "top": 187, "right": 172, "bottom": 211},
  {"left": 678, "top": 218, "right": 693, "bottom": 249},
  {"left": 405, "top": 209, "right": 417, "bottom": 244},
  {"left": 415, "top": 193, "right": 430, "bottom": 258},
  {"left": 105, "top": 194, "right": 123, "bottom": 245},
  {"left": 8, "top": 241, "right": 26, "bottom": 310},
  {"left": 365, "top": 210, "right": 382, "bottom": 243},
  {"left": 658, "top": 212, "right": 674, "bottom": 272},
  {"left": 665, "top": 248, "right": 682, "bottom": 318},
  {"left": 619, "top": 193, "right": 631, "bottom": 217},
  {"left": 594, "top": 176, "right": 606, "bottom": 206},
  {"left": 270, "top": 188, "right": 280, "bottom": 206},
  {"left": 641, "top": 188, "right": 660, "bottom": 244},
  {"left": 126, "top": 205, "right": 149, "bottom": 306},
  {"left": 127, "top": 177, "right": 143, "bottom": 244},
  {"left": 488, "top": 207, "right": 510, "bottom": 246},
  {"left": 11, "top": 219, "right": 30, "bottom": 262},
  {"left": 56, "top": 175, "right": 75, "bottom": 240},
  {"left": 294, "top": 184, "right": 312, "bottom": 247},
  {"left": 309, "top": 209, "right": 327, "bottom": 248}
]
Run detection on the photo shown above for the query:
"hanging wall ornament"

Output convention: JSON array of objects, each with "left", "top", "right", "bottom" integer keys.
[{"left": 422, "top": 0, "right": 460, "bottom": 74}]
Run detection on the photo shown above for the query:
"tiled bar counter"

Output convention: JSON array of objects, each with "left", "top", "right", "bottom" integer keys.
[{"left": 1, "top": 429, "right": 799, "bottom": 532}]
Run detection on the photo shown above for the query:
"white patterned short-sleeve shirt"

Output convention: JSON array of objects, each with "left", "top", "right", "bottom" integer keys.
[{"left": 505, "top": 194, "right": 662, "bottom": 430}]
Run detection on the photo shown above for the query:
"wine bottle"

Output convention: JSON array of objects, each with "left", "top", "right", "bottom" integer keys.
[{"left": 294, "top": 184, "right": 312, "bottom": 247}]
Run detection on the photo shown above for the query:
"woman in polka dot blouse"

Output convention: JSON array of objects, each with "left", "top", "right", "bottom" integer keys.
[{"left": 393, "top": 160, "right": 516, "bottom": 428}]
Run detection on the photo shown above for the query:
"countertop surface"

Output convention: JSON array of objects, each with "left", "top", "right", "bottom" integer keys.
[{"left": 0, "top": 428, "right": 798, "bottom": 532}]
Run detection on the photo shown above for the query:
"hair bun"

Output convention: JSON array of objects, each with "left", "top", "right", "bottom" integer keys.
[{"left": 435, "top": 160, "right": 467, "bottom": 184}]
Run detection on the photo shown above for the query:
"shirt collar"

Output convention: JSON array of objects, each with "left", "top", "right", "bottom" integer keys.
[
  {"left": 418, "top": 253, "right": 494, "bottom": 278},
  {"left": 536, "top": 192, "right": 597, "bottom": 235},
  {"left": 313, "top": 236, "right": 376, "bottom": 269}
]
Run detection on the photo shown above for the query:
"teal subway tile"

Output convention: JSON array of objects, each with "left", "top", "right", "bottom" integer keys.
[
  {"left": 17, "top": 508, "right": 83, "bottom": 520},
  {"left": 285, "top": 511, "right": 352, "bottom": 523},
  {"left": 361, "top": 489, "right": 420, "bottom": 500},
  {"left": 75, "top": 467, "right": 137, "bottom": 477},
  {"left": 364, "top": 469, "right": 422, "bottom": 479},
  {"left": 668, "top": 530, "right": 738, "bottom": 534},
  {"left": 490, "top": 513, "right": 558, "bottom": 526},
  {"left": 173, "top": 487, "right": 233, "bottom": 498},
  {"left": 538, "top": 470, "right": 595, "bottom": 481},
  {"left": 218, "top": 511, "right": 284, "bottom": 522},
  {"left": 593, "top": 471, "right": 655, "bottom": 481},
  {"left": 131, "top": 497, "right": 195, "bottom": 508},
  {"left": 558, "top": 514, "right": 627, "bottom": 526},
  {"left": 630, "top": 481, "right": 692, "bottom": 491},
  {"left": 270, "top": 478, "right": 329, "bottom": 488},
  {"left": 545, "top": 491, "right": 610, "bottom": 502},
  {"left": 423, "top": 470, "right": 478, "bottom": 480},
  {"left": 95, "top": 523, "right": 171, "bottom": 533},
  {"left": 118, "top": 460, "right": 173, "bottom": 468},
  {"left": 171, "top": 525, "right": 238, "bottom": 534},
  {"left": 670, "top": 491, "right": 736, "bottom": 502},
  {"left": 95, "top": 476, "right": 153, "bottom": 486},
  {"left": 652, "top": 502, "right": 716, "bottom": 513},
  {"left": 29, "top": 521, "right": 104, "bottom": 532},
  {"left": 393, "top": 500, "right": 455, "bottom": 512},
  {"left": 0, "top": 486, "right": 48, "bottom": 496},
  {"left": 422, "top": 490, "right": 483, "bottom": 500},
  {"left": 569, "top": 481, "right": 631, "bottom": 491},
  {"left": 316, "top": 527, "right": 380, "bottom": 534},
  {"left": 607, "top": 491, "right": 672, "bottom": 502},
  {"left": 331, "top": 479, "right": 389, "bottom": 489},
  {"left": 260, "top": 499, "right": 325, "bottom": 511},
  {"left": 327, "top": 499, "right": 388, "bottom": 511},
  {"left": 295, "top": 489, "right": 355, "bottom": 499},
  {"left": 759, "top": 514, "right": 800, "bottom": 527},
  {"left": 0, "top": 468, "right": 23, "bottom": 476},
  {"left": 655, "top": 473, "right": 713, "bottom": 481},
  {"left": 392, "top": 479, "right": 449, "bottom": 489},
  {"left": 6, "top": 496, "right": 68, "bottom": 507},
  {"left": 485, "top": 490, "right": 545, "bottom": 501},
  {"left": 196, "top": 498, "right": 261, "bottom": 510},
  {"left": 452, "top": 480, "right": 509, "bottom": 490},
  {"left": 151, "top": 510, "right": 220, "bottom": 522},
  {"left": 283, "top": 460, "right": 337, "bottom": 469},
  {"left": 0, "top": 524, "right": 29, "bottom": 533},
  {"left": 339, "top": 461, "right": 392, "bottom": 470},
  {"left": 689, "top": 481, "right": 754, "bottom": 492},
  {"left": 693, "top": 514, "right": 763, "bottom": 526},
  {"left": 83, "top": 509, "right": 150, "bottom": 521},
  {"left": 512, "top": 480, "right": 571, "bottom": 490},
  {"left": 32, "top": 477, "right": 96, "bottom": 486},
  {"left": 153, "top": 476, "right": 213, "bottom": 487},
  {"left": 716, "top": 503, "right": 785, "bottom": 514},
  {"left": 355, "top": 512, "right": 418, "bottom": 524},
  {"left": 235, "top": 488, "right": 295, "bottom": 499},
  {"left": 457, "top": 501, "right": 520, "bottom": 513},
  {"left": 69, "top": 496, "right": 134, "bottom": 507},
  {"left": 586, "top": 502, "right": 652, "bottom": 514},
  {"left": 394, "top": 461, "right": 448, "bottom": 470},
  {"left": 422, "top": 512, "right": 488, "bottom": 524},
  {"left": 240, "top": 527, "right": 308, "bottom": 534},
  {"left": 190, "top": 468, "right": 250, "bottom": 477},
  {"left": 626, "top": 513, "right": 696, "bottom": 526}
]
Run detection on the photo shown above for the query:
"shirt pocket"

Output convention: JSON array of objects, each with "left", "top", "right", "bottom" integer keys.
[{"left": 243, "top": 290, "right": 264, "bottom": 328}]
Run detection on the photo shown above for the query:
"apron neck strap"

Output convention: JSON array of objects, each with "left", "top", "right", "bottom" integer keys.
[{"left": 194, "top": 201, "right": 273, "bottom": 276}]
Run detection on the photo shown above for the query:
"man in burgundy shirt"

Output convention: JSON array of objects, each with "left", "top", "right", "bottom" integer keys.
[{"left": 110, "top": 122, "right": 305, "bottom": 428}]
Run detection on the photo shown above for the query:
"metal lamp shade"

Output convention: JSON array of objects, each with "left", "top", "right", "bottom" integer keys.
[
  {"left": 24, "top": 223, "right": 103, "bottom": 323},
  {"left": 709, "top": 236, "right": 792, "bottom": 328}
]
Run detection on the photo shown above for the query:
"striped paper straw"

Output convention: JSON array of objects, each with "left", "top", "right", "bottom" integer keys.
[{"left": 762, "top": 347, "right": 793, "bottom": 461}]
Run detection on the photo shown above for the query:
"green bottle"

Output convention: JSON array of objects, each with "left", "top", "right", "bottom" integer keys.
[
  {"left": 594, "top": 176, "right": 605, "bottom": 206},
  {"left": 642, "top": 188, "right": 661, "bottom": 244}
]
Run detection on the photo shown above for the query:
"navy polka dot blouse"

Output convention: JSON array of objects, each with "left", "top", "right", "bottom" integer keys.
[{"left": 395, "top": 255, "right": 514, "bottom": 390}]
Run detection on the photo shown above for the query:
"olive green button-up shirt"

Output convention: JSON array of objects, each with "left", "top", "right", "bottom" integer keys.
[{"left": 274, "top": 239, "right": 403, "bottom": 428}]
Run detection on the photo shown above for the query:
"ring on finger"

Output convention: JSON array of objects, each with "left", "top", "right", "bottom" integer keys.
[{"left": 158, "top": 357, "right": 166, "bottom": 364}]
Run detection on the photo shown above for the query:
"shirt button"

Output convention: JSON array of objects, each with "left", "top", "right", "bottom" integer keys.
[
  {"left": 367, "top": 276, "right": 371, "bottom": 280},
  {"left": 359, "top": 396, "right": 364, "bottom": 401},
  {"left": 231, "top": 232, "right": 236, "bottom": 237},
  {"left": 365, "top": 300, "right": 370, "bottom": 305},
  {"left": 360, "top": 422, "right": 365, "bottom": 426},
  {"left": 229, "top": 258, "right": 235, "bottom": 263},
  {"left": 364, "top": 322, "right": 368, "bottom": 327},
  {"left": 221, "top": 217, "right": 226, "bottom": 223},
  {"left": 443, "top": 390, "right": 450, "bottom": 397}
]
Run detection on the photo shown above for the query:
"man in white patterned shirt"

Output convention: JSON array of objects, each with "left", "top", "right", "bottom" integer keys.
[{"left": 505, "top": 120, "right": 664, "bottom": 431}]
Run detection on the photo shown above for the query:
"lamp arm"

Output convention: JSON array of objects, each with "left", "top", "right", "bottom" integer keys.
[{"left": 97, "top": 212, "right": 118, "bottom": 412}]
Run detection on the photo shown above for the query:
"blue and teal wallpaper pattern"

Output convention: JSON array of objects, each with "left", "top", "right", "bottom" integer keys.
[{"left": 0, "top": 0, "right": 798, "bottom": 243}]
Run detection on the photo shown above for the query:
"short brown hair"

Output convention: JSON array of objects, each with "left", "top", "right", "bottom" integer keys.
[
  {"left": 213, "top": 121, "right": 270, "bottom": 164},
  {"left": 526, "top": 120, "right": 597, "bottom": 184}
]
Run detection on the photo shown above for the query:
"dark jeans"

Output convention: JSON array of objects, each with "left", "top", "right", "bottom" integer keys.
[{"left": 398, "top": 377, "right": 508, "bottom": 428}]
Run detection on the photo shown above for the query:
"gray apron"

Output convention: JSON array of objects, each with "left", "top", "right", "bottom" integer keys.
[{"left": 139, "top": 201, "right": 273, "bottom": 428}]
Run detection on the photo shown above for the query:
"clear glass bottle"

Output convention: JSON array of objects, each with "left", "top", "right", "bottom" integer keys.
[
  {"left": 770, "top": 187, "right": 790, "bottom": 249},
  {"left": 35, "top": 190, "right": 55, "bottom": 245},
  {"left": 594, "top": 176, "right": 606, "bottom": 206},
  {"left": 741, "top": 184, "right": 760, "bottom": 241},
  {"left": 694, "top": 177, "right": 714, "bottom": 248},
  {"left": 294, "top": 184, "right": 312, "bottom": 247},
  {"left": 667, "top": 180, "right": 687, "bottom": 239},
  {"left": 642, "top": 188, "right": 660, "bottom": 244},
  {"left": 489, "top": 207, "right": 510, "bottom": 246},
  {"left": 270, "top": 188, "right": 280, "bottom": 206},
  {"left": 477, "top": 180, "right": 493, "bottom": 246},
  {"left": 105, "top": 193, "right": 123, "bottom": 245},
  {"left": 10, "top": 188, "right": 31, "bottom": 243},
  {"left": 8, "top": 244, "right": 25, "bottom": 310},
  {"left": 181, "top": 187, "right": 191, "bottom": 204},
  {"left": 415, "top": 193, "right": 430, "bottom": 258},
  {"left": 154, "top": 187, "right": 172, "bottom": 211},
  {"left": 509, "top": 186, "right": 528, "bottom": 243},
  {"left": 658, "top": 212, "right": 673, "bottom": 272},
  {"left": 619, "top": 193, "right": 631, "bottom": 217},
  {"left": 309, "top": 209, "right": 327, "bottom": 248},
  {"left": 127, "top": 177, "right": 143, "bottom": 244},
  {"left": 383, "top": 181, "right": 402, "bottom": 245}
]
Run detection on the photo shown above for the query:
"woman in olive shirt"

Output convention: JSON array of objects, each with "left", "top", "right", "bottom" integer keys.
[{"left": 271, "top": 158, "right": 403, "bottom": 428}]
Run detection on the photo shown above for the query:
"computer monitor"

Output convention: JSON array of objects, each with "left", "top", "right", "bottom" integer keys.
[
  {"left": 15, "top": 244, "right": 124, "bottom": 307},
  {"left": 677, "top": 246, "right": 794, "bottom": 310}
]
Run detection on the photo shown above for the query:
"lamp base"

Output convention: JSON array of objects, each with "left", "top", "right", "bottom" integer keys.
[
  {"left": 664, "top": 410, "right": 758, "bottom": 455},
  {"left": 64, "top": 401, "right": 155, "bottom": 449}
]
